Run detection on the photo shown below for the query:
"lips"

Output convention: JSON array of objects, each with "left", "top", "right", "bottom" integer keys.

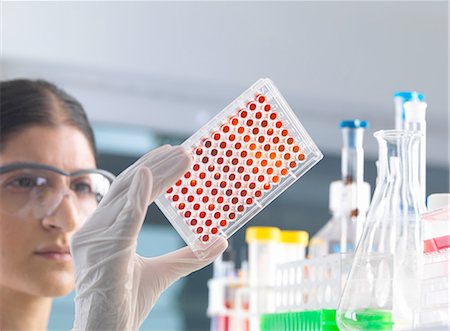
[{"left": 34, "top": 245, "right": 72, "bottom": 261}]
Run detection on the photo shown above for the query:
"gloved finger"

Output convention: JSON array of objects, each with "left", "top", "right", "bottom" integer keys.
[
  {"left": 78, "top": 146, "right": 191, "bottom": 240},
  {"left": 77, "top": 165, "right": 153, "bottom": 235},
  {"left": 145, "top": 146, "right": 191, "bottom": 202},
  {"left": 119, "top": 144, "right": 171, "bottom": 178},
  {"left": 98, "top": 144, "right": 172, "bottom": 206},
  {"left": 111, "top": 166, "right": 154, "bottom": 237},
  {"left": 141, "top": 237, "right": 228, "bottom": 293},
  {"left": 100, "top": 145, "right": 190, "bottom": 208}
]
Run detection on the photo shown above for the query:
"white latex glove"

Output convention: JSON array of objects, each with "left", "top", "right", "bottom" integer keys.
[{"left": 70, "top": 145, "right": 228, "bottom": 331}]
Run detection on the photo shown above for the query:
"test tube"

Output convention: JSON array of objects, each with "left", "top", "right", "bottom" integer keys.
[
  {"left": 339, "top": 120, "right": 369, "bottom": 248},
  {"left": 340, "top": 120, "right": 367, "bottom": 184},
  {"left": 404, "top": 100, "right": 427, "bottom": 204},
  {"left": 212, "top": 245, "right": 236, "bottom": 278},
  {"left": 278, "top": 230, "right": 308, "bottom": 264},
  {"left": 210, "top": 247, "right": 236, "bottom": 331},
  {"left": 246, "top": 226, "right": 281, "bottom": 330},
  {"left": 393, "top": 91, "right": 425, "bottom": 130}
]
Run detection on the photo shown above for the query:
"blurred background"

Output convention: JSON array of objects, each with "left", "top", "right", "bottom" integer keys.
[{"left": 1, "top": 1, "right": 448, "bottom": 330}]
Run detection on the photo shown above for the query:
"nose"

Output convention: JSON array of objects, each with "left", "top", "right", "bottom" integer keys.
[{"left": 41, "top": 193, "right": 81, "bottom": 233}]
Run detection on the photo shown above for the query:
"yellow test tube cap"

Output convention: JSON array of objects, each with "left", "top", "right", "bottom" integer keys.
[
  {"left": 246, "top": 226, "right": 281, "bottom": 243},
  {"left": 280, "top": 230, "right": 309, "bottom": 246}
]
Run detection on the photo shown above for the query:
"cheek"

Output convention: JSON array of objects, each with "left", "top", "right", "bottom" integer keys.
[
  {"left": 0, "top": 215, "right": 37, "bottom": 287},
  {"left": 0, "top": 215, "right": 75, "bottom": 297},
  {"left": 0, "top": 214, "right": 30, "bottom": 266}
]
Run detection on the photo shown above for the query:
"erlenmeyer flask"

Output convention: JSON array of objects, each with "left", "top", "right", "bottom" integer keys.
[{"left": 337, "top": 130, "right": 426, "bottom": 331}]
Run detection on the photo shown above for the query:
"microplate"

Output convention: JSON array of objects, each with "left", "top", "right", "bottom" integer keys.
[{"left": 155, "top": 78, "right": 323, "bottom": 254}]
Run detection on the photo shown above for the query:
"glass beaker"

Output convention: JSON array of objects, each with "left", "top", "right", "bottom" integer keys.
[{"left": 337, "top": 130, "right": 426, "bottom": 331}]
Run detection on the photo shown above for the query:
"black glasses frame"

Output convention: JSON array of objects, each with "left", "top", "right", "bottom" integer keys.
[{"left": 0, "top": 162, "right": 116, "bottom": 184}]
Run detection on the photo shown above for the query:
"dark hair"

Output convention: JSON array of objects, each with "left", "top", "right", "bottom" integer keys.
[{"left": 0, "top": 79, "right": 97, "bottom": 162}]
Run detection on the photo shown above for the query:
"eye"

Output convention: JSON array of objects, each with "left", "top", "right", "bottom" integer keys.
[
  {"left": 8, "top": 175, "right": 44, "bottom": 189},
  {"left": 71, "top": 181, "right": 93, "bottom": 194}
]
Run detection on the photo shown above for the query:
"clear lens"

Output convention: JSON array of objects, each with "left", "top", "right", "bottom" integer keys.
[{"left": 0, "top": 168, "right": 112, "bottom": 219}]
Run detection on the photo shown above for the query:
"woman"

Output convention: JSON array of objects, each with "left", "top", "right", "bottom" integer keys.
[{"left": 0, "top": 79, "right": 227, "bottom": 330}]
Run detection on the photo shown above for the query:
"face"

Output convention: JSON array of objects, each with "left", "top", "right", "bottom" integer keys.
[{"left": 0, "top": 125, "right": 96, "bottom": 297}]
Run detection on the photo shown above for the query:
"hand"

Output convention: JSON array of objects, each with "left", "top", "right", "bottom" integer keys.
[{"left": 70, "top": 145, "right": 228, "bottom": 331}]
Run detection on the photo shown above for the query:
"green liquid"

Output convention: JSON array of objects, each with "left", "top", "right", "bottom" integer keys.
[
  {"left": 260, "top": 309, "right": 339, "bottom": 331},
  {"left": 337, "top": 309, "right": 393, "bottom": 331},
  {"left": 260, "top": 309, "right": 393, "bottom": 331}
]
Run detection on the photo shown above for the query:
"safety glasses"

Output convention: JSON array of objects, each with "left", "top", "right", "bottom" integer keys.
[{"left": 0, "top": 163, "right": 115, "bottom": 219}]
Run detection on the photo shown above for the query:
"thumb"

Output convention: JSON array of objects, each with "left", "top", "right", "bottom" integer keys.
[{"left": 143, "top": 237, "right": 228, "bottom": 289}]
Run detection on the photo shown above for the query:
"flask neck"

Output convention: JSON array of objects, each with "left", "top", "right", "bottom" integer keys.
[{"left": 373, "top": 130, "right": 426, "bottom": 216}]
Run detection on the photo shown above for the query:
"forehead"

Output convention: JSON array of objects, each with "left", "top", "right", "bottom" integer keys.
[{"left": 0, "top": 125, "right": 96, "bottom": 172}]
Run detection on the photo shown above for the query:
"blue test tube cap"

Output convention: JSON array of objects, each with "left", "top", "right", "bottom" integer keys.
[
  {"left": 339, "top": 120, "right": 369, "bottom": 129},
  {"left": 394, "top": 91, "right": 425, "bottom": 102}
]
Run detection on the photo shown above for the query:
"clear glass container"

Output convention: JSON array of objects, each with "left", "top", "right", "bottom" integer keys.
[
  {"left": 340, "top": 120, "right": 370, "bottom": 247},
  {"left": 404, "top": 100, "right": 427, "bottom": 205},
  {"left": 337, "top": 130, "right": 426, "bottom": 331},
  {"left": 309, "top": 120, "right": 370, "bottom": 258},
  {"left": 246, "top": 227, "right": 281, "bottom": 330},
  {"left": 393, "top": 91, "right": 424, "bottom": 130}
]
